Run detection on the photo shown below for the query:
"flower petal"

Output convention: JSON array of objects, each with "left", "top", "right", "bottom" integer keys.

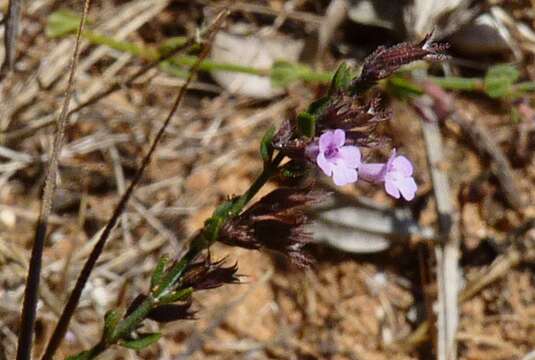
[
  {"left": 391, "top": 155, "right": 413, "bottom": 176},
  {"left": 319, "top": 131, "right": 335, "bottom": 152},
  {"left": 396, "top": 176, "right": 417, "bottom": 201},
  {"left": 386, "top": 149, "right": 397, "bottom": 170},
  {"left": 384, "top": 179, "right": 401, "bottom": 198},
  {"left": 332, "top": 164, "right": 358, "bottom": 186},
  {"left": 338, "top": 145, "right": 361, "bottom": 169},
  {"left": 359, "top": 162, "right": 386, "bottom": 183},
  {"left": 332, "top": 129, "right": 346, "bottom": 147},
  {"left": 317, "top": 152, "right": 333, "bottom": 176}
]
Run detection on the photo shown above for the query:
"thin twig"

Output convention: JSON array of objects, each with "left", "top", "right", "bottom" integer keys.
[
  {"left": 15, "top": 1, "right": 91, "bottom": 359},
  {"left": 40, "top": 10, "right": 229, "bottom": 360}
]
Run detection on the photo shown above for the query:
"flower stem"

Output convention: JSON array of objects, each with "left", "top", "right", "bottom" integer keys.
[
  {"left": 55, "top": 24, "right": 328, "bottom": 84},
  {"left": 231, "top": 152, "right": 285, "bottom": 214},
  {"left": 67, "top": 152, "right": 285, "bottom": 359}
]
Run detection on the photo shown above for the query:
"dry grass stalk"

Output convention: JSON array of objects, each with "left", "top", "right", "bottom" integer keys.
[
  {"left": 413, "top": 94, "right": 461, "bottom": 360},
  {"left": 16, "top": 1, "right": 92, "bottom": 359},
  {"left": 1, "top": 0, "right": 22, "bottom": 76}
]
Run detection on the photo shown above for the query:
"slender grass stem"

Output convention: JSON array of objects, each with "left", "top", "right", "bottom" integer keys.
[{"left": 16, "top": 1, "right": 91, "bottom": 359}]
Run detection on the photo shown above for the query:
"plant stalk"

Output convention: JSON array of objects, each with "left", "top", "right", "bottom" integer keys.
[{"left": 68, "top": 151, "right": 285, "bottom": 359}]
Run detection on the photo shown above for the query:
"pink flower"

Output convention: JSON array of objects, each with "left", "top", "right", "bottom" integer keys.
[
  {"left": 315, "top": 129, "right": 361, "bottom": 186},
  {"left": 360, "top": 150, "right": 417, "bottom": 200}
]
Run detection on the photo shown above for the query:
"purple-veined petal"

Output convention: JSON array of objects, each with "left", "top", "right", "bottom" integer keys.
[
  {"left": 332, "top": 129, "right": 346, "bottom": 147},
  {"left": 384, "top": 179, "right": 401, "bottom": 198},
  {"left": 319, "top": 130, "right": 335, "bottom": 153},
  {"left": 391, "top": 155, "right": 413, "bottom": 176},
  {"left": 332, "top": 164, "right": 358, "bottom": 186},
  {"left": 359, "top": 162, "right": 386, "bottom": 183},
  {"left": 317, "top": 152, "right": 333, "bottom": 176},
  {"left": 338, "top": 145, "right": 361, "bottom": 169}
]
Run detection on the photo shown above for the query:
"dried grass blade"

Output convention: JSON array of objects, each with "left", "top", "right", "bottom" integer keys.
[
  {"left": 40, "top": 10, "right": 229, "bottom": 360},
  {"left": 413, "top": 95, "right": 461, "bottom": 360},
  {"left": 15, "top": 1, "right": 92, "bottom": 359},
  {"left": 1, "top": 0, "right": 22, "bottom": 76}
]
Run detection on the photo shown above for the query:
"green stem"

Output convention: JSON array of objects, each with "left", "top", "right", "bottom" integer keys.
[
  {"left": 69, "top": 152, "right": 285, "bottom": 359},
  {"left": 71, "top": 28, "right": 328, "bottom": 84},
  {"left": 109, "top": 296, "right": 155, "bottom": 343},
  {"left": 231, "top": 152, "right": 285, "bottom": 214},
  {"left": 83, "top": 29, "right": 160, "bottom": 60},
  {"left": 426, "top": 76, "right": 484, "bottom": 91},
  {"left": 513, "top": 81, "right": 535, "bottom": 92},
  {"left": 168, "top": 55, "right": 269, "bottom": 76}
]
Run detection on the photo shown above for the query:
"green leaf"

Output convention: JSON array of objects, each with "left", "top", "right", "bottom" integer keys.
[
  {"left": 484, "top": 64, "right": 519, "bottom": 98},
  {"left": 306, "top": 96, "right": 330, "bottom": 117},
  {"left": 120, "top": 332, "right": 161, "bottom": 351},
  {"left": 260, "top": 126, "right": 276, "bottom": 163},
  {"left": 46, "top": 9, "right": 83, "bottom": 38},
  {"left": 297, "top": 112, "right": 316, "bottom": 138},
  {"left": 159, "top": 287, "right": 193, "bottom": 304},
  {"left": 103, "top": 309, "right": 121, "bottom": 341},
  {"left": 329, "top": 63, "right": 353, "bottom": 95},
  {"left": 150, "top": 255, "right": 169, "bottom": 289}
]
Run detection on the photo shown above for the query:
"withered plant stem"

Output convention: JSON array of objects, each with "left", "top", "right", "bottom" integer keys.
[
  {"left": 16, "top": 1, "right": 92, "bottom": 359},
  {"left": 1, "top": 0, "right": 22, "bottom": 75}
]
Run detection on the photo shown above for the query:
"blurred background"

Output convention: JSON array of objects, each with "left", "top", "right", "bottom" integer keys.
[{"left": 1, "top": 0, "right": 535, "bottom": 359}]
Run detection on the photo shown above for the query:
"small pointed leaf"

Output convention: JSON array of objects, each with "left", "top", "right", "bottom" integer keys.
[
  {"left": 159, "top": 287, "right": 193, "bottom": 304},
  {"left": 150, "top": 255, "right": 169, "bottom": 289},
  {"left": 329, "top": 63, "right": 353, "bottom": 95},
  {"left": 306, "top": 96, "right": 330, "bottom": 117},
  {"left": 297, "top": 112, "right": 316, "bottom": 138},
  {"left": 103, "top": 309, "right": 121, "bottom": 341},
  {"left": 260, "top": 126, "right": 276, "bottom": 163},
  {"left": 120, "top": 332, "right": 161, "bottom": 351}
]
